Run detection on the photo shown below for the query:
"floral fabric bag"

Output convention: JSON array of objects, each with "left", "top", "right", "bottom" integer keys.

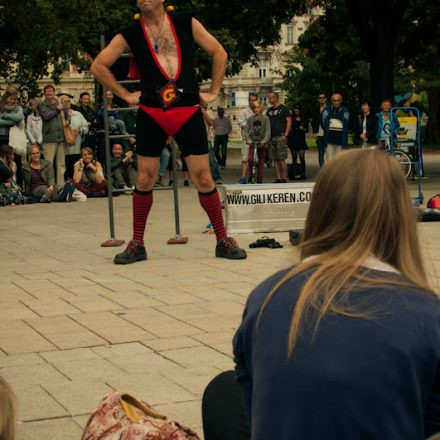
[{"left": 81, "top": 392, "right": 200, "bottom": 440}]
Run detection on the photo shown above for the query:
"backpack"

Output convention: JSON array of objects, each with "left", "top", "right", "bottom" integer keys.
[{"left": 81, "top": 392, "right": 200, "bottom": 440}]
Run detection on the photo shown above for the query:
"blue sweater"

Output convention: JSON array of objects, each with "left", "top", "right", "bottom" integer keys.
[{"left": 233, "top": 267, "right": 440, "bottom": 440}]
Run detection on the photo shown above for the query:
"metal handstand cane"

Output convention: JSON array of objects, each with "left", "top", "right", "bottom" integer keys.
[{"left": 168, "top": 139, "right": 188, "bottom": 244}]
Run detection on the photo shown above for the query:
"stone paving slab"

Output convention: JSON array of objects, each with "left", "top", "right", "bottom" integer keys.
[{"left": 1, "top": 153, "right": 439, "bottom": 439}]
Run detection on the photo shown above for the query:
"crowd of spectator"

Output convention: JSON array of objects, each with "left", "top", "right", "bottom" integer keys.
[
  {"left": 234, "top": 90, "right": 416, "bottom": 184},
  {"left": 0, "top": 83, "right": 422, "bottom": 205}
]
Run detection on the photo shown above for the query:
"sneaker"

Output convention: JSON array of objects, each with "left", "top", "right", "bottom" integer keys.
[
  {"left": 65, "top": 183, "right": 76, "bottom": 202},
  {"left": 215, "top": 237, "right": 247, "bottom": 260},
  {"left": 272, "top": 179, "right": 282, "bottom": 183},
  {"left": 215, "top": 179, "right": 223, "bottom": 185},
  {"left": 57, "top": 182, "right": 71, "bottom": 201},
  {"left": 183, "top": 180, "right": 189, "bottom": 187},
  {"left": 114, "top": 240, "right": 147, "bottom": 264},
  {"left": 239, "top": 178, "right": 247, "bottom": 184},
  {"left": 279, "top": 179, "right": 287, "bottom": 183}
]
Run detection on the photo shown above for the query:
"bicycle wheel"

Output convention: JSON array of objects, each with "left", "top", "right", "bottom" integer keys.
[{"left": 387, "top": 149, "right": 412, "bottom": 178}]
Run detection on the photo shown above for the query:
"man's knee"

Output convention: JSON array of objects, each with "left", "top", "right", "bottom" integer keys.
[{"left": 136, "top": 170, "right": 155, "bottom": 190}]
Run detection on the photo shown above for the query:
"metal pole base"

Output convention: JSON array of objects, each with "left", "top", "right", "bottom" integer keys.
[
  {"left": 167, "top": 235, "right": 189, "bottom": 245},
  {"left": 101, "top": 239, "right": 126, "bottom": 247}
]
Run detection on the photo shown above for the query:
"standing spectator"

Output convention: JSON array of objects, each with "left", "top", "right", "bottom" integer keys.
[
  {"left": 110, "top": 142, "right": 137, "bottom": 190},
  {"left": 243, "top": 101, "right": 271, "bottom": 184},
  {"left": 0, "top": 88, "right": 25, "bottom": 187},
  {"left": 288, "top": 104, "right": 308, "bottom": 180},
  {"left": 72, "top": 147, "right": 107, "bottom": 197},
  {"left": 238, "top": 93, "right": 258, "bottom": 183},
  {"left": 267, "top": 91, "right": 291, "bottom": 183},
  {"left": 377, "top": 99, "right": 400, "bottom": 150},
  {"left": 22, "top": 145, "right": 75, "bottom": 202},
  {"left": 156, "top": 137, "right": 172, "bottom": 186},
  {"left": 38, "top": 84, "right": 66, "bottom": 185},
  {"left": 96, "top": 90, "right": 128, "bottom": 164},
  {"left": 77, "top": 92, "right": 97, "bottom": 149},
  {"left": 322, "top": 92, "right": 350, "bottom": 161},
  {"left": 311, "top": 92, "right": 327, "bottom": 166},
  {"left": 123, "top": 107, "right": 138, "bottom": 150},
  {"left": 201, "top": 105, "right": 222, "bottom": 184},
  {"left": 25, "top": 98, "right": 43, "bottom": 148},
  {"left": 213, "top": 107, "right": 232, "bottom": 169},
  {"left": 60, "top": 95, "right": 89, "bottom": 179},
  {"left": 353, "top": 99, "right": 379, "bottom": 148}
]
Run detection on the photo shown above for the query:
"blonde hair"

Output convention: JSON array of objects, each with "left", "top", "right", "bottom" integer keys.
[
  {"left": 0, "top": 377, "right": 16, "bottom": 440},
  {"left": 258, "top": 149, "right": 434, "bottom": 358}
]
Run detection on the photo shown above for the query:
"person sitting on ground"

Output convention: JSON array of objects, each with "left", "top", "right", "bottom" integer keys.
[
  {"left": 71, "top": 146, "right": 107, "bottom": 197},
  {"left": 0, "top": 144, "right": 27, "bottom": 206},
  {"left": 3, "top": 144, "right": 17, "bottom": 183},
  {"left": 203, "top": 148, "right": 440, "bottom": 440},
  {"left": 243, "top": 100, "right": 271, "bottom": 183},
  {"left": 110, "top": 142, "right": 137, "bottom": 191},
  {"left": 22, "top": 144, "right": 75, "bottom": 202},
  {"left": 0, "top": 377, "right": 16, "bottom": 440}
]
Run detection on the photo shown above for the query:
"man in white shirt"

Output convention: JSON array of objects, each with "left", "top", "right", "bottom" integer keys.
[{"left": 237, "top": 93, "right": 258, "bottom": 183}]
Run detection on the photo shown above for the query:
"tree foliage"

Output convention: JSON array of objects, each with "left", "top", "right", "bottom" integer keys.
[{"left": 0, "top": 0, "right": 309, "bottom": 96}]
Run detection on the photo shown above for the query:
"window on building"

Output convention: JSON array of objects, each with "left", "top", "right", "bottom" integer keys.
[
  {"left": 286, "top": 25, "right": 294, "bottom": 44},
  {"left": 259, "top": 60, "right": 267, "bottom": 78},
  {"left": 231, "top": 92, "right": 236, "bottom": 107}
]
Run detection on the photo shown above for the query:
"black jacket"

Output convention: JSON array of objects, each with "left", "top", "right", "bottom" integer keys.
[{"left": 353, "top": 112, "right": 379, "bottom": 145}]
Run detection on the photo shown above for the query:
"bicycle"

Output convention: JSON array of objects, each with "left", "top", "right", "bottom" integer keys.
[{"left": 384, "top": 128, "right": 412, "bottom": 179}]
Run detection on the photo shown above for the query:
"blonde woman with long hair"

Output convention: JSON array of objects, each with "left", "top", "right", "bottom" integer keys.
[
  {"left": 203, "top": 149, "right": 440, "bottom": 440},
  {"left": 0, "top": 377, "right": 16, "bottom": 440}
]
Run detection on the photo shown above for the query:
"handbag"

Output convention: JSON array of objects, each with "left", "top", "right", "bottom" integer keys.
[
  {"left": 8, "top": 120, "right": 27, "bottom": 157},
  {"left": 81, "top": 392, "right": 200, "bottom": 440},
  {"left": 61, "top": 111, "right": 77, "bottom": 146}
]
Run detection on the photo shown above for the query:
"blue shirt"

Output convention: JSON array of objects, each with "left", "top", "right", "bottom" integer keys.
[{"left": 233, "top": 267, "right": 440, "bottom": 439}]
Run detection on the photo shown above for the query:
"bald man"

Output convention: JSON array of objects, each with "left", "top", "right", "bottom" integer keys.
[{"left": 321, "top": 93, "right": 350, "bottom": 161}]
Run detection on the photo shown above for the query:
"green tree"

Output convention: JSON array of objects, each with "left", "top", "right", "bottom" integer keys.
[{"left": 0, "top": 0, "right": 308, "bottom": 96}]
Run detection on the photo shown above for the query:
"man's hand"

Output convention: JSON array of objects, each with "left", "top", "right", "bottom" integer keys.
[
  {"left": 200, "top": 92, "right": 218, "bottom": 106},
  {"left": 125, "top": 91, "right": 141, "bottom": 106}
]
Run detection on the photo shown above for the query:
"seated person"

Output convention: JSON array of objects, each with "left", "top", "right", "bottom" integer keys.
[
  {"left": 203, "top": 149, "right": 440, "bottom": 440},
  {"left": 22, "top": 145, "right": 75, "bottom": 202},
  {"left": 110, "top": 142, "right": 137, "bottom": 190},
  {"left": 72, "top": 147, "right": 107, "bottom": 197}
]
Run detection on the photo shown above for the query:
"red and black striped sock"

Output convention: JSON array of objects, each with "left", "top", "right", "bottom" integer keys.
[
  {"left": 132, "top": 189, "right": 153, "bottom": 245},
  {"left": 198, "top": 188, "right": 226, "bottom": 242}
]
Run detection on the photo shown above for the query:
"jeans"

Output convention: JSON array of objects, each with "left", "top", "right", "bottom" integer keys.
[
  {"left": 317, "top": 136, "right": 326, "bottom": 166},
  {"left": 214, "top": 134, "right": 228, "bottom": 167}
]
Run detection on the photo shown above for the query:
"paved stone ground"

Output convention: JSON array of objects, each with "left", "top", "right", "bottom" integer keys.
[{"left": 1, "top": 149, "right": 439, "bottom": 439}]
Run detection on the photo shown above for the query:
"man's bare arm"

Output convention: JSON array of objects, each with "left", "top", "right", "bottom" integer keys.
[
  {"left": 90, "top": 34, "right": 140, "bottom": 105},
  {"left": 192, "top": 18, "right": 227, "bottom": 104}
]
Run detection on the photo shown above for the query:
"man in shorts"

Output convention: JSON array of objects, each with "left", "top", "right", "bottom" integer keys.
[
  {"left": 90, "top": 0, "right": 246, "bottom": 263},
  {"left": 237, "top": 93, "right": 258, "bottom": 183},
  {"left": 266, "top": 91, "right": 291, "bottom": 183}
]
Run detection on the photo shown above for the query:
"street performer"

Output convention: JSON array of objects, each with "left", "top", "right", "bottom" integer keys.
[{"left": 91, "top": 0, "right": 247, "bottom": 264}]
